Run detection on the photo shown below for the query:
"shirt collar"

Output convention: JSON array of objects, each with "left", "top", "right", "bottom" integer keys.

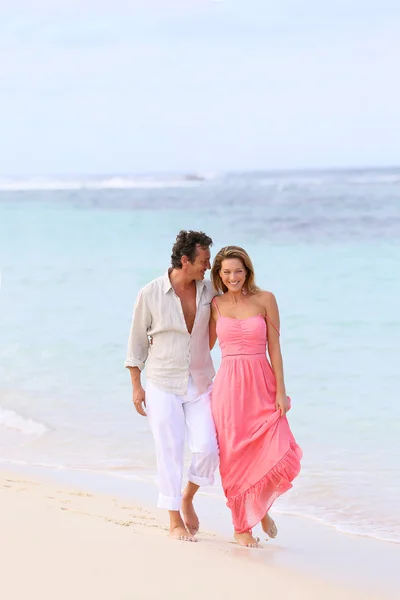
[{"left": 163, "top": 270, "right": 173, "bottom": 294}]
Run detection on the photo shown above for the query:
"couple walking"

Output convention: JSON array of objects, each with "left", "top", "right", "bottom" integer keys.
[{"left": 125, "top": 230, "right": 302, "bottom": 547}]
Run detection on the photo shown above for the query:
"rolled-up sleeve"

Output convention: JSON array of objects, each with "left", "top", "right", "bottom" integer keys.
[{"left": 124, "top": 289, "right": 151, "bottom": 370}]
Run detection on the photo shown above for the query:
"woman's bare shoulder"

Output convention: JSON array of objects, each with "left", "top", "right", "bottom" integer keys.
[
  {"left": 215, "top": 292, "right": 229, "bottom": 304},
  {"left": 253, "top": 290, "right": 276, "bottom": 303}
]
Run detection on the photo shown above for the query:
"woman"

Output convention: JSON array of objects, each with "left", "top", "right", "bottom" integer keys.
[{"left": 210, "top": 246, "right": 302, "bottom": 548}]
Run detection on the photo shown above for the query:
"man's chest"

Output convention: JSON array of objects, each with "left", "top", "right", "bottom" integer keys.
[{"left": 150, "top": 289, "right": 210, "bottom": 332}]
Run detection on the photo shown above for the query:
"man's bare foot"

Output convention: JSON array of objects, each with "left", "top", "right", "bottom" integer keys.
[
  {"left": 234, "top": 531, "right": 260, "bottom": 548},
  {"left": 181, "top": 496, "right": 200, "bottom": 535},
  {"left": 261, "top": 513, "right": 278, "bottom": 539},
  {"left": 169, "top": 525, "right": 197, "bottom": 542}
]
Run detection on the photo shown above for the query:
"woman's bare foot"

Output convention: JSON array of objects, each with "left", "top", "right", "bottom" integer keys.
[
  {"left": 181, "top": 496, "right": 200, "bottom": 535},
  {"left": 169, "top": 525, "right": 197, "bottom": 542},
  {"left": 261, "top": 513, "right": 278, "bottom": 539},
  {"left": 234, "top": 531, "right": 260, "bottom": 548}
]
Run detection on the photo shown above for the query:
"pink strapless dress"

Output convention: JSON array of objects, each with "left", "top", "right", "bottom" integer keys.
[{"left": 211, "top": 305, "right": 302, "bottom": 533}]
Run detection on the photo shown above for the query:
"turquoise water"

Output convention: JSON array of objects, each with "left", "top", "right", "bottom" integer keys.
[{"left": 1, "top": 169, "right": 399, "bottom": 543}]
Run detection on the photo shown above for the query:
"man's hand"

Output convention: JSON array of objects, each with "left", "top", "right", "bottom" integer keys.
[{"left": 133, "top": 386, "right": 147, "bottom": 416}]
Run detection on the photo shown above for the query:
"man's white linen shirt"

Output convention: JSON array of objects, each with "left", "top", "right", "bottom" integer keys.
[{"left": 125, "top": 271, "right": 216, "bottom": 395}]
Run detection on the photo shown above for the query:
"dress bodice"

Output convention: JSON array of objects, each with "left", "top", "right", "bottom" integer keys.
[{"left": 216, "top": 315, "right": 267, "bottom": 358}]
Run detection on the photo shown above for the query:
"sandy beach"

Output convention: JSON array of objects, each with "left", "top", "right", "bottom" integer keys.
[{"left": 1, "top": 466, "right": 398, "bottom": 600}]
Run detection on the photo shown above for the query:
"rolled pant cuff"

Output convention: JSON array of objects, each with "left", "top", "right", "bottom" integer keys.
[
  {"left": 157, "top": 493, "right": 181, "bottom": 511},
  {"left": 188, "top": 473, "right": 215, "bottom": 487}
]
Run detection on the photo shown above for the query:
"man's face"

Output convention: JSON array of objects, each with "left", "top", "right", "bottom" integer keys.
[{"left": 186, "top": 246, "right": 211, "bottom": 281}]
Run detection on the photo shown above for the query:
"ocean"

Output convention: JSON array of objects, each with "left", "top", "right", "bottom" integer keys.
[{"left": 0, "top": 168, "right": 399, "bottom": 544}]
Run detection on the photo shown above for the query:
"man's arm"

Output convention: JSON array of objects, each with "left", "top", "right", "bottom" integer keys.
[
  {"left": 125, "top": 289, "right": 151, "bottom": 416},
  {"left": 128, "top": 366, "right": 147, "bottom": 416}
]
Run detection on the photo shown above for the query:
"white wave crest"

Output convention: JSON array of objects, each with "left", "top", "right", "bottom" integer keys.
[
  {"left": 0, "top": 407, "right": 49, "bottom": 436},
  {"left": 0, "top": 173, "right": 213, "bottom": 192}
]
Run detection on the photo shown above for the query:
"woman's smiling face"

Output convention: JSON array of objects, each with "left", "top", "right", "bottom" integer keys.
[{"left": 220, "top": 258, "right": 247, "bottom": 293}]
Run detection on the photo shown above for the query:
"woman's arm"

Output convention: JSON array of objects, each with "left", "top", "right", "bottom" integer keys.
[
  {"left": 209, "top": 303, "right": 218, "bottom": 350},
  {"left": 264, "top": 292, "right": 289, "bottom": 416}
]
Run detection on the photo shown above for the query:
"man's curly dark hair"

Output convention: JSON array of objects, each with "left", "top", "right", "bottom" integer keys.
[{"left": 171, "top": 230, "right": 213, "bottom": 269}]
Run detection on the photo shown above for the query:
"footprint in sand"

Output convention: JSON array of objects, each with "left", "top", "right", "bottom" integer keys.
[{"left": 6, "top": 478, "right": 37, "bottom": 485}]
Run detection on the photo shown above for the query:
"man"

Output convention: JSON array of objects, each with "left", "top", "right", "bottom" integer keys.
[{"left": 125, "top": 230, "right": 219, "bottom": 542}]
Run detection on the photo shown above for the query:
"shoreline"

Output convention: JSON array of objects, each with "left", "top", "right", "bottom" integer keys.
[
  {"left": 2, "top": 461, "right": 399, "bottom": 599},
  {"left": 1, "top": 454, "right": 398, "bottom": 545}
]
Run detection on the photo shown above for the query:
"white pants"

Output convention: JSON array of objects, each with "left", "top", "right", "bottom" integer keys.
[{"left": 145, "top": 377, "right": 219, "bottom": 511}]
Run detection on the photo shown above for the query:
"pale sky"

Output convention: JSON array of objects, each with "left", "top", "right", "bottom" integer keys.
[{"left": 1, "top": 0, "right": 400, "bottom": 175}]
